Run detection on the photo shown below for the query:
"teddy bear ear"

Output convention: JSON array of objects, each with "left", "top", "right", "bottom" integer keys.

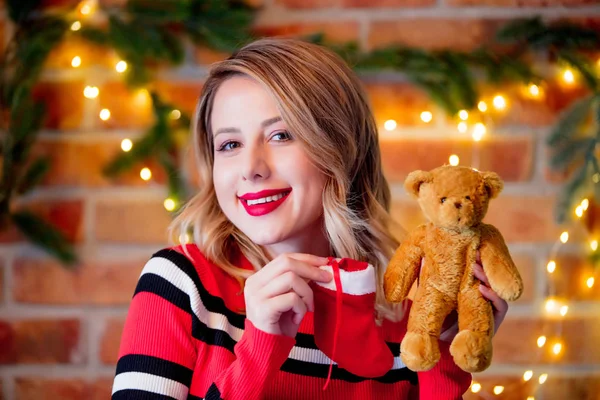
[
  {"left": 404, "top": 170, "right": 433, "bottom": 197},
  {"left": 482, "top": 171, "right": 504, "bottom": 199}
]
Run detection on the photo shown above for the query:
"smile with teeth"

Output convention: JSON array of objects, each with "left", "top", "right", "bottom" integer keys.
[{"left": 245, "top": 192, "right": 289, "bottom": 205}]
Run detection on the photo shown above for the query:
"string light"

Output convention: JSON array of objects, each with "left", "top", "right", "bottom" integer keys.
[
  {"left": 472, "top": 123, "right": 486, "bottom": 141},
  {"left": 560, "top": 231, "right": 569, "bottom": 243},
  {"left": 457, "top": 122, "right": 468, "bottom": 133},
  {"left": 591, "top": 240, "right": 598, "bottom": 251},
  {"left": 420, "top": 111, "right": 433, "bottom": 123},
  {"left": 523, "top": 370, "right": 533, "bottom": 381},
  {"left": 458, "top": 110, "right": 468, "bottom": 120},
  {"left": 470, "top": 382, "right": 481, "bottom": 393},
  {"left": 562, "top": 69, "right": 575, "bottom": 84},
  {"left": 547, "top": 260, "right": 556, "bottom": 273},
  {"left": 384, "top": 119, "right": 397, "bottom": 131},
  {"left": 587, "top": 277, "right": 595, "bottom": 288},
  {"left": 78, "top": 0, "right": 97, "bottom": 16},
  {"left": 537, "top": 335, "right": 546, "bottom": 347},
  {"left": 527, "top": 397, "right": 535, "bottom": 400},
  {"left": 140, "top": 167, "right": 152, "bottom": 181},
  {"left": 478, "top": 101, "right": 488, "bottom": 112},
  {"left": 493, "top": 386, "right": 504, "bottom": 395},
  {"left": 449, "top": 155, "right": 460, "bottom": 166},
  {"left": 164, "top": 198, "right": 176, "bottom": 211},
  {"left": 594, "top": 173, "right": 600, "bottom": 184},
  {"left": 528, "top": 84, "right": 541, "bottom": 98},
  {"left": 575, "top": 205, "right": 583, "bottom": 217},
  {"left": 539, "top": 373, "right": 548, "bottom": 384},
  {"left": 170, "top": 109, "right": 182, "bottom": 120},
  {"left": 552, "top": 342, "right": 563, "bottom": 355},
  {"left": 560, "top": 305, "right": 569, "bottom": 316},
  {"left": 71, "top": 56, "right": 82, "bottom": 68},
  {"left": 71, "top": 21, "right": 82, "bottom": 31},
  {"left": 116, "top": 61, "right": 128, "bottom": 73},
  {"left": 581, "top": 198, "right": 589, "bottom": 210},
  {"left": 99, "top": 109, "right": 111, "bottom": 121},
  {"left": 121, "top": 139, "right": 133, "bottom": 152},
  {"left": 83, "top": 86, "right": 99, "bottom": 99},
  {"left": 545, "top": 298, "right": 557, "bottom": 313},
  {"left": 492, "top": 95, "right": 507, "bottom": 110}
]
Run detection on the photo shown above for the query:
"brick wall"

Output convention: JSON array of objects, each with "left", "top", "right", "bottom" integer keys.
[{"left": 1, "top": 0, "right": 600, "bottom": 399}]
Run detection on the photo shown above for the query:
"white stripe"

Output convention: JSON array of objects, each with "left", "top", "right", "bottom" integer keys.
[
  {"left": 112, "top": 372, "right": 188, "bottom": 398},
  {"left": 315, "top": 263, "right": 376, "bottom": 295},
  {"left": 143, "top": 256, "right": 406, "bottom": 371}
]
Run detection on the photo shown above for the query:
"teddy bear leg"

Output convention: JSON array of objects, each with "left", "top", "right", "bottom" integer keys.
[
  {"left": 401, "top": 285, "right": 454, "bottom": 371},
  {"left": 450, "top": 288, "right": 494, "bottom": 373}
]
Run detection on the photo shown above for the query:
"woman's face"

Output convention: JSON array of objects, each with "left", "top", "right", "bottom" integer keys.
[{"left": 210, "top": 75, "right": 328, "bottom": 255}]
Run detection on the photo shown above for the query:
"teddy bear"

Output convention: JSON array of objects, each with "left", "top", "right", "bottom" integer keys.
[{"left": 383, "top": 165, "right": 523, "bottom": 373}]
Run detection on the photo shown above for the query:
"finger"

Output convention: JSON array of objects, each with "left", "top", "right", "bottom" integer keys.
[
  {"left": 472, "top": 263, "right": 490, "bottom": 287},
  {"left": 286, "top": 253, "right": 330, "bottom": 266},
  {"left": 252, "top": 256, "right": 331, "bottom": 288},
  {"left": 266, "top": 292, "right": 307, "bottom": 325},
  {"left": 260, "top": 271, "right": 314, "bottom": 312},
  {"left": 479, "top": 285, "right": 508, "bottom": 315},
  {"left": 476, "top": 250, "right": 481, "bottom": 264}
]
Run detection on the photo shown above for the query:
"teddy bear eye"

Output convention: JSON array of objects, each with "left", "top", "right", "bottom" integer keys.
[
  {"left": 465, "top": 196, "right": 471, "bottom": 200},
  {"left": 440, "top": 197, "right": 447, "bottom": 203}
]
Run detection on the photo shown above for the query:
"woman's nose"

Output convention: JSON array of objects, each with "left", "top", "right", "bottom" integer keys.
[{"left": 242, "top": 144, "right": 271, "bottom": 181}]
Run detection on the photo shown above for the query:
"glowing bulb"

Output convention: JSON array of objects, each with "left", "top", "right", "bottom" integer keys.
[
  {"left": 539, "top": 373, "right": 548, "bottom": 384},
  {"left": 78, "top": 0, "right": 97, "bottom": 16},
  {"left": 553, "top": 342, "right": 563, "bottom": 355},
  {"left": 493, "top": 95, "right": 507, "bottom": 110},
  {"left": 421, "top": 111, "right": 433, "bottom": 123},
  {"left": 116, "top": 61, "right": 128, "bottom": 73},
  {"left": 470, "top": 382, "right": 481, "bottom": 393},
  {"left": 529, "top": 84, "right": 541, "bottom": 97},
  {"left": 183, "top": 233, "right": 191, "bottom": 244},
  {"left": 449, "top": 155, "right": 460, "bottom": 166},
  {"left": 560, "top": 231, "right": 569, "bottom": 243},
  {"left": 71, "top": 21, "right": 82, "bottom": 31},
  {"left": 594, "top": 173, "right": 600, "bottom": 183},
  {"left": 458, "top": 110, "right": 468, "bottom": 120},
  {"left": 140, "top": 168, "right": 152, "bottom": 181},
  {"left": 121, "top": 139, "right": 133, "bottom": 152},
  {"left": 83, "top": 86, "right": 99, "bottom": 99},
  {"left": 384, "top": 119, "right": 397, "bottom": 131},
  {"left": 563, "top": 69, "right": 575, "bottom": 84},
  {"left": 493, "top": 386, "right": 504, "bottom": 395},
  {"left": 71, "top": 56, "right": 82, "bottom": 68},
  {"left": 547, "top": 260, "right": 556, "bottom": 273},
  {"left": 527, "top": 397, "right": 535, "bottom": 400},
  {"left": 545, "top": 298, "right": 557, "bottom": 313},
  {"left": 581, "top": 198, "right": 589, "bottom": 210},
  {"left": 587, "top": 277, "right": 595, "bottom": 288},
  {"left": 537, "top": 336, "right": 546, "bottom": 347},
  {"left": 523, "top": 370, "right": 533, "bottom": 381},
  {"left": 591, "top": 240, "right": 598, "bottom": 251},
  {"left": 170, "top": 109, "right": 182, "bottom": 120},
  {"left": 477, "top": 101, "right": 488, "bottom": 112},
  {"left": 164, "top": 198, "right": 176, "bottom": 211},
  {"left": 472, "top": 123, "right": 486, "bottom": 141},
  {"left": 575, "top": 205, "right": 583, "bottom": 218},
  {"left": 457, "top": 122, "right": 468, "bottom": 133},
  {"left": 99, "top": 109, "right": 111, "bottom": 121},
  {"left": 560, "top": 305, "right": 568, "bottom": 316}
]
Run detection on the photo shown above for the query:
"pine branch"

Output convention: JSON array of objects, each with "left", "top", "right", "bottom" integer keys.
[
  {"left": 16, "top": 157, "right": 50, "bottom": 195},
  {"left": 549, "top": 137, "right": 595, "bottom": 171},
  {"left": 558, "top": 50, "right": 599, "bottom": 92},
  {"left": 547, "top": 95, "right": 595, "bottom": 148},
  {"left": 555, "top": 162, "right": 589, "bottom": 224},
  {"left": 6, "top": 0, "right": 42, "bottom": 23}
]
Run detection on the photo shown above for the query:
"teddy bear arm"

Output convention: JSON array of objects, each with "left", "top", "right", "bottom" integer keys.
[
  {"left": 383, "top": 228, "right": 425, "bottom": 303},
  {"left": 479, "top": 225, "right": 524, "bottom": 302}
]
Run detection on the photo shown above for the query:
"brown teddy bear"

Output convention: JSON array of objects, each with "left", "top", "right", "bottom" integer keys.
[{"left": 383, "top": 165, "right": 523, "bottom": 373}]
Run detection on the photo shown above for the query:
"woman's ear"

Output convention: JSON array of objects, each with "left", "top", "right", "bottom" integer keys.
[
  {"left": 482, "top": 171, "right": 503, "bottom": 199},
  {"left": 404, "top": 170, "right": 433, "bottom": 198}
]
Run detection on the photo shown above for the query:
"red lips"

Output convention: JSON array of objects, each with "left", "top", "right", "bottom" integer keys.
[{"left": 238, "top": 188, "right": 292, "bottom": 217}]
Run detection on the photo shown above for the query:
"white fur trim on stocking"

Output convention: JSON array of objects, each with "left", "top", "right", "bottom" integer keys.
[{"left": 315, "top": 262, "right": 376, "bottom": 295}]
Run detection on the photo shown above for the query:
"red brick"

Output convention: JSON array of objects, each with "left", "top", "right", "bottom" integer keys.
[
  {"left": 391, "top": 195, "right": 562, "bottom": 243},
  {"left": 365, "top": 82, "right": 436, "bottom": 127},
  {"left": 32, "top": 81, "right": 86, "bottom": 130},
  {"left": 101, "top": 318, "right": 125, "bottom": 364},
  {"left": 45, "top": 37, "right": 112, "bottom": 70},
  {"left": 275, "top": 0, "right": 338, "bottom": 8},
  {"left": 194, "top": 46, "right": 232, "bottom": 65},
  {"left": 380, "top": 136, "right": 533, "bottom": 183},
  {"left": 94, "top": 199, "right": 171, "bottom": 244},
  {"left": 15, "top": 378, "right": 113, "bottom": 400},
  {"left": 254, "top": 21, "right": 360, "bottom": 44},
  {"left": 32, "top": 138, "right": 168, "bottom": 188},
  {"left": 548, "top": 254, "right": 600, "bottom": 302},
  {"left": 448, "top": 0, "right": 597, "bottom": 5},
  {"left": 0, "top": 379, "right": 3, "bottom": 400},
  {"left": 40, "top": 0, "right": 79, "bottom": 8},
  {"left": 368, "top": 19, "right": 506, "bottom": 51},
  {"left": 0, "top": 199, "right": 84, "bottom": 244},
  {"left": 154, "top": 81, "right": 204, "bottom": 116},
  {"left": 0, "top": 262, "right": 4, "bottom": 304},
  {"left": 98, "top": 83, "right": 154, "bottom": 129},
  {"left": 0, "top": 319, "right": 82, "bottom": 364},
  {"left": 492, "top": 317, "right": 600, "bottom": 365},
  {"left": 12, "top": 258, "right": 144, "bottom": 305},
  {"left": 343, "top": 0, "right": 436, "bottom": 5}
]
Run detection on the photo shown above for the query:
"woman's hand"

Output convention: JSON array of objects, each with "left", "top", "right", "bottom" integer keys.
[
  {"left": 439, "top": 253, "right": 509, "bottom": 342},
  {"left": 244, "top": 253, "right": 332, "bottom": 338}
]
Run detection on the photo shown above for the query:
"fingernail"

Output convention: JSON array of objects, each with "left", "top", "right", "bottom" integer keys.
[
  {"left": 479, "top": 284, "right": 488, "bottom": 292},
  {"left": 322, "top": 270, "right": 332, "bottom": 280}
]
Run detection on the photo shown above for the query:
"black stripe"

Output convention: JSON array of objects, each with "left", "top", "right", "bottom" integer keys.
[
  {"left": 204, "top": 383, "right": 223, "bottom": 400},
  {"left": 116, "top": 354, "right": 193, "bottom": 387},
  {"left": 134, "top": 273, "right": 191, "bottom": 313},
  {"left": 112, "top": 390, "right": 178, "bottom": 400},
  {"left": 187, "top": 395, "right": 203, "bottom": 400},
  {"left": 281, "top": 359, "right": 418, "bottom": 385}
]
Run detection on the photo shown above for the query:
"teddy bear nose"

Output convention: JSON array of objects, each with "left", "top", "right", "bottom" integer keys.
[{"left": 454, "top": 202, "right": 462, "bottom": 209}]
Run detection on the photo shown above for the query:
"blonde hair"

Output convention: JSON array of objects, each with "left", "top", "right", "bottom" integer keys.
[{"left": 169, "top": 37, "right": 405, "bottom": 321}]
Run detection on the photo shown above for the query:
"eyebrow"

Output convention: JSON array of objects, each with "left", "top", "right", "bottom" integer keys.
[{"left": 214, "top": 116, "right": 283, "bottom": 136}]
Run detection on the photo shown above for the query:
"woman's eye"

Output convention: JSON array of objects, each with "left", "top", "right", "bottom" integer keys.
[
  {"left": 440, "top": 197, "right": 447, "bottom": 203},
  {"left": 217, "top": 141, "right": 240, "bottom": 152},
  {"left": 271, "top": 131, "right": 292, "bottom": 141}
]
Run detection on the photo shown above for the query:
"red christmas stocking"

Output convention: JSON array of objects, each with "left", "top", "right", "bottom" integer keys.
[{"left": 312, "top": 257, "right": 394, "bottom": 388}]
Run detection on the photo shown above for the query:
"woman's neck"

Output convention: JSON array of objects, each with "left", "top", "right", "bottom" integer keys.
[{"left": 263, "top": 224, "right": 332, "bottom": 260}]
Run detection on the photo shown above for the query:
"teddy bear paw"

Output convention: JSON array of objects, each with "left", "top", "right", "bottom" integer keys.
[
  {"left": 400, "top": 332, "right": 440, "bottom": 371},
  {"left": 495, "top": 279, "right": 524, "bottom": 302},
  {"left": 450, "top": 330, "right": 492, "bottom": 373}
]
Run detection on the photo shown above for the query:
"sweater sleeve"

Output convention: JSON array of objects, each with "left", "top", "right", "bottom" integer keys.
[
  {"left": 416, "top": 340, "right": 472, "bottom": 400},
  {"left": 204, "top": 319, "right": 296, "bottom": 399}
]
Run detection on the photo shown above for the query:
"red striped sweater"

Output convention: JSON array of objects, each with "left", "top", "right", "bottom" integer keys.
[{"left": 111, "top": 244, "right": 472, "bottom": 400}]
